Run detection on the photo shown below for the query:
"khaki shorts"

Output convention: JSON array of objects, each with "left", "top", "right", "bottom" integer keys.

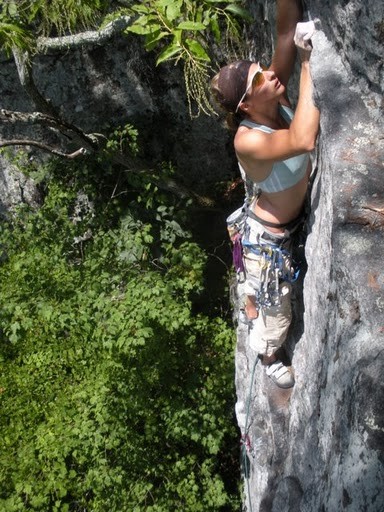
[
  {"left": 242, "top": 217, "right": 293, "bottom": 357},
  {"left": 246, "top": 278, "right": 292, "bottom": 356}
]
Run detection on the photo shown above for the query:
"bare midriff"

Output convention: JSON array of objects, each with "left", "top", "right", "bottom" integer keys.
[{"left": 252, "top": 162, "right": 311, "bottom": 233}]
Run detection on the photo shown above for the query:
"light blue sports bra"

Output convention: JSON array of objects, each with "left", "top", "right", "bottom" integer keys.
[{"left": 238, "top": 105, "right": 310, "bottom": 194}]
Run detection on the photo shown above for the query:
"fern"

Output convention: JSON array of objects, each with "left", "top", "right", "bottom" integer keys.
[
  {"left": 0, "top": 0, "right": 107, "bottom": 39},
  {"left": 32, "top": 0, "right": 104, "bottom": 36}
]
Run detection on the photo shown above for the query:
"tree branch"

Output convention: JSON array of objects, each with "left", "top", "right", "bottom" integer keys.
[
  {"left": 0, "top": 109, "right": 100, "bottom": 151},
  {"left": 10, "top": 47, "right": 100, "bottom": 152},
  {"left": 36, "top": 16, "right": 132, "bottom": 54},
  {"left": 0, "top": 139, "right": 87, "bottom": 159},
  {"left": 12, "top": 47, "right": 59, "bottom": 117}
]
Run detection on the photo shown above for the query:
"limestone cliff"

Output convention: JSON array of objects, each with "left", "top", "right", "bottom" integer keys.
[{"left": 235, "top": 1, "right": 384, "bottom": 511}]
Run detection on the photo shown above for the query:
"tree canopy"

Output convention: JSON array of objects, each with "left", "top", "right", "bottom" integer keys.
[{"left": 0, "top": 149, "right": 241, "bottom": 510}]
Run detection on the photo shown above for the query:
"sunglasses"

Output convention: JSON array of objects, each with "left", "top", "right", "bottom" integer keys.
[{"left": 235, "top": 63, "right": 267, "bottom": 113}]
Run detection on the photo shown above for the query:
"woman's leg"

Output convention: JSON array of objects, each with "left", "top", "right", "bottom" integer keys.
[
  {"left": 259, "top": 353, "right": 277, "bottom": 365},
  {"left": 247, "top": 284, "right": 294, "bottom": 388}
]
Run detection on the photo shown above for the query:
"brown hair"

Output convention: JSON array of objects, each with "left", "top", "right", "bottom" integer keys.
[{"left": 210, "top": 60, "right": 253, "bottom": 130}]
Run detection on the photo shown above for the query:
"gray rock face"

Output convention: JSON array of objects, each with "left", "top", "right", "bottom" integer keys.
[
  {"left": 235, "top": 1, "right": 384, "bottom": 511},
  {"left": 0, "top": 33, "right": 234, "bottom": 200},
  {"left": 0, "top": 156, "right": 40, "bottom": 215}
]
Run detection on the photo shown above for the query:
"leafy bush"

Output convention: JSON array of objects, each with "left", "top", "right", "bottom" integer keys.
[
  {"left": 126, "top": 0, "right": 251, "bottom": 115},
  {"left": 0, "top": 150, "right": 240, "bottom": 511}
]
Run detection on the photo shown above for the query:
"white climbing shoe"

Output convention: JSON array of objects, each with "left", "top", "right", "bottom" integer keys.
[{"left": 265, "top": 360, "right": 295, "bottom": 389}]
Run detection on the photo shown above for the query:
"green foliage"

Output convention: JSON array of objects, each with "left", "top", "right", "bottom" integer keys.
[
  {"left": 30, "top": 0, "right": 105, "bottom": 36},
  {"left": 0, "top": 141, "right": 240, "bottom": 510},
  {"left": 0, "top": 0, "right": 107, "bottom": 53},
  {"left": 126, "top": 0, "right": 251, "bottom": 116},
  {"left": 105, "top": 122, "right": 139, "bottom": 156},
  {"left": 0, "top": 20, "right": 33, "bottom": 55}
]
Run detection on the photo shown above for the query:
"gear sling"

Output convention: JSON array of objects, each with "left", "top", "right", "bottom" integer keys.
[{"left": 226, "top": 201, "right": 301, "bottom": 310}]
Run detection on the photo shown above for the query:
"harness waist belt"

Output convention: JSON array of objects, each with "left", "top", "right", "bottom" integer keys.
[{"left": 247, "top": 208, "right": 304, "bottom": 230}]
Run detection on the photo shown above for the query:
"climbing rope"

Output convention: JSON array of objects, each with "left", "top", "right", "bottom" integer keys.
[{"left": 240, "top": 353, "right": 259, "bottom": 512}]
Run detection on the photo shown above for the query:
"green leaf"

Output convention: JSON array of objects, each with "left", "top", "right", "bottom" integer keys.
[
  {"left": 184, "top": 38, "right": 210, "bottom": 61},
  {"left": 131, "top": 4, "right": 152, "bottom": 14},
  {"left": 132, "top": 14, "right": 160, "bottom": 26},
  {"left": 166, "top": 0, "right": 183, "bottom": 21},
  {"left": 177, "top": 21, "right": 206, "bottom": 31},
  {"left": 145, "top": 30, "right": 169, "bottom": 51},
  {"left": 209, "top": 14, "right": 221, "bottom": 42},
  {"left": 126, "top": 24, "right": 154, "bottom": 35},
  {"left": 7, "top": 2, "right": 18, "bottom": 17},
  {"left": 156, "top": 0, "right": 181, "bottom": 9},
  {"left": 156, "top": 43, "right": 182, "bottom": 65},
  {"left": 224, "top": 4, "right": 253, "bottom": 21},
  {"left": 126, "top": 17, "right": 162, "bottom": 36},
  {"left": 173, "top": 28, "right": 183, "bottom": 45}
]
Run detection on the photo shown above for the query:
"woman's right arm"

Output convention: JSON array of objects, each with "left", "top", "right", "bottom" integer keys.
[
  {"left": 288, "top": 45, "right": 320, "bottom": 152},
  {"left": 269, "top": 0, "right": 303, "bottom": 95}
]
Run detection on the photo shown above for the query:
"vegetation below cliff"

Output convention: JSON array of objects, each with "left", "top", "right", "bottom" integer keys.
[{"left": 0, "top": 144, "right": 240, "bottom": 511}]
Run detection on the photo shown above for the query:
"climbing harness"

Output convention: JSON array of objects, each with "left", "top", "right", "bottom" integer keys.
[{"left": 227, "top": 201, "right": 301, "bottom": 309}]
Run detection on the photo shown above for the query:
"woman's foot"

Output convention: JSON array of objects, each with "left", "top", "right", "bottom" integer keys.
[{"left": 265, "top": 360, "right": 295, "bottom": 389}]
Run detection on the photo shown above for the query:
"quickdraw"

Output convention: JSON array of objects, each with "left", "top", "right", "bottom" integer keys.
[
  {"left": 226, "top": 203, "right": 249, "bottom": 283},
  {"left": 231, "top": 233, "right": 246, "bottom": 283},
  {"left": 241, "top": 237, "right": 300, "bottom": 309}
]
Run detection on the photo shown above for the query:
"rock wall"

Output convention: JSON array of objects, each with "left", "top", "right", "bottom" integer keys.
[
  {"left": 235, "top": 1, "right": 384, "bottom": 511},
  {"left": 0, "top": 31, "right": 236, "bottom": 208}
]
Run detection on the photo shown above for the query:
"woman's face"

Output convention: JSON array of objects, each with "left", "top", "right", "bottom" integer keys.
[{"left": 244, "top": 63, "right": 285, "bottom": 105}]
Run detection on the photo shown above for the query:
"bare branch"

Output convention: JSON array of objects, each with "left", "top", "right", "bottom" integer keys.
[
  {"left": 0, "top": 109, "right": 143, "bottom": 168},
  {"left": 0, "top": 109, "right": 99, "bottom": 151},
  {"left": 0, "top": 139, "right": 87, "bottom": 159},
  {"left": 36, "top": 16, "right": 132, "bottom": 54}
]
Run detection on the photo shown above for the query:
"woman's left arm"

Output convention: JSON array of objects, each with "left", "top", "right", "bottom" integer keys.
[{"left": 268, "top": 0, "right": 303, "bottom": 96}]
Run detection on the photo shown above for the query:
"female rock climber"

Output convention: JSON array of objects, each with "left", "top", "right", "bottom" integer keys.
[{"left": 210, "top": 0, "right": 320, "bottom": 388}]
